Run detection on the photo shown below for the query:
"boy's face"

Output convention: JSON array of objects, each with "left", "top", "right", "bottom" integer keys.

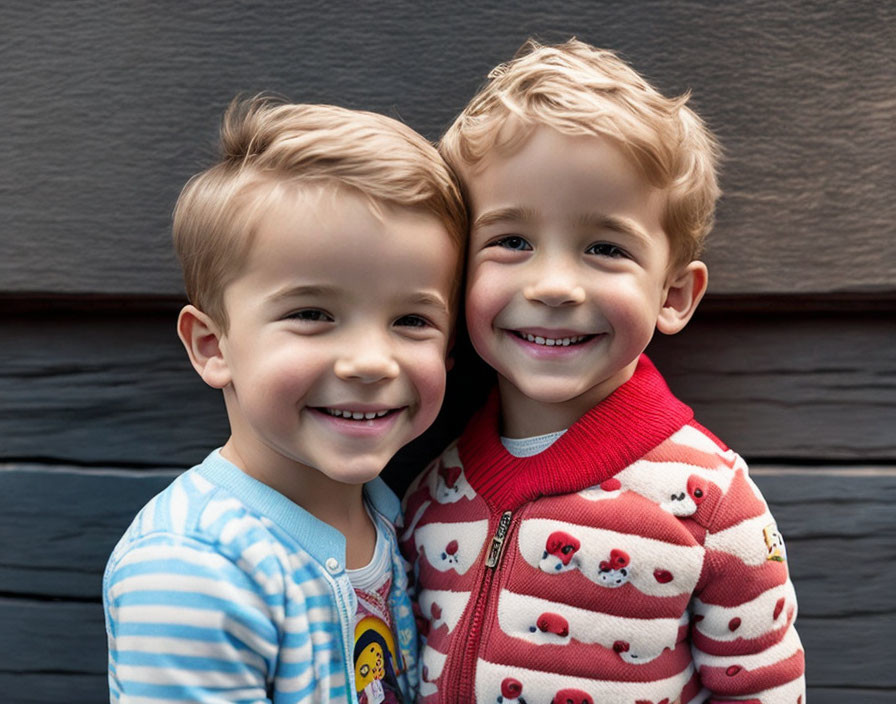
[
  {"left": 214, "top": 187, "right": 456, "bottom": 491},
  {"left": 464, "top": 127, "right": 680, "bottom": 431}
]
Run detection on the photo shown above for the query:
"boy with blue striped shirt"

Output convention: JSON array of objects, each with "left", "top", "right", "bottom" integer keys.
[{"left": 103, "top": 96, "right": 466, "bottom": 703}]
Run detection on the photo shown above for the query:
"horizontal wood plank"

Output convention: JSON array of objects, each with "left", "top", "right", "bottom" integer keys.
[
  {"left": 1, "top": 2, "right": 894, "bottom": 296},
  {"left": 752, "top": 469, "right": 896, "bottom": 619},
  {"left": 0, "top": 466, "right": 176, "bottom": 598},
  {"left": 0, "top": 675, "right": 107, "bottom": 704},
  {"left": 9, "top": 608, "right": 886, "bottom": 703},
  {"left": 798, "top": 615, "right": 896, "bottom": 688},
  {"left": 1, "top": 465, "right": 893, "bottom": 704},
  {"left": 1, "top": 311, "right": 894, "bottom": 471},
  {"left": 0, "top": 311, "right": 226, "bottom": 467},
  {"left": 805, "top": 690, "right": 895, "bottom": 704},
  {"left": 1, "top": 597, "right": 107, "bottom": 674}
]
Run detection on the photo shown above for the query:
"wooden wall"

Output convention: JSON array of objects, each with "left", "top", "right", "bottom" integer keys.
[{"left": 2, "top": 2, "right": 894, "bottom": 702}]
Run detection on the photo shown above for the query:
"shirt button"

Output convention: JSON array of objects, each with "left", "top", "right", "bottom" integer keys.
[{"left": 325, "top": 557, "right": 340, "bottom": 573}]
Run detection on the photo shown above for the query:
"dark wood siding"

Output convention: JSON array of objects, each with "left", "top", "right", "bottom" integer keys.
[
  {"left": 3, "top": 2, "right": 894, "bottom": 298},
  {"left": 2, "top": 1, "right": 893, "bottom": 701}
]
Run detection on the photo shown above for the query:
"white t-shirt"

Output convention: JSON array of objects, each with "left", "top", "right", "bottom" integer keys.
[
  {"left": 501, "top": 429, "right": 567, "bottom": 457},
  {"left": 347, "top": 515, "right": 404, "bottom": 704}
]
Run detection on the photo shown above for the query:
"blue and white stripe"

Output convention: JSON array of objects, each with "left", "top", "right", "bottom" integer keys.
[{"left": 103, "top": 450, "right": 417, "bottom": 703}]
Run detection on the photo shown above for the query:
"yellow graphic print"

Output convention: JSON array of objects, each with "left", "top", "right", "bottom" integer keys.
[
  {"left": 353, "top": 616, "right": 404, "bottom": 704},
  {"left": 763, "top": 523, "right": 787, "bottom": 562}
]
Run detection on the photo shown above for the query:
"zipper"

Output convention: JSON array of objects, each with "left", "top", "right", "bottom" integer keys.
[
  {"left": 447, "top": 510, "right": 514, "bottom": 702},
  {"left": 485, "top": 511, "right": 513, "bottom": 567}
]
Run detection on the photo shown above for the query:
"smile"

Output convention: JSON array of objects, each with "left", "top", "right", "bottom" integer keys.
[
  {"left": 321, "top": 408, "right": 395, "bottom": 420},
  {"left": 513, "top": 331, "right": 592, "bottom": 347}
]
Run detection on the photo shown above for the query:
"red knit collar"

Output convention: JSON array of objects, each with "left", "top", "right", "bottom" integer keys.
[{"left": 457, "top": 355, "right": 693, "bottom": 511}]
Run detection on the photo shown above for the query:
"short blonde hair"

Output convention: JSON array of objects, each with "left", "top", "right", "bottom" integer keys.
[
  {"left": 173, "top": 96, "right": 467, "bottom": 329},
  {"left": 440, "top": 39, "right": 720, "bottom": 265}
]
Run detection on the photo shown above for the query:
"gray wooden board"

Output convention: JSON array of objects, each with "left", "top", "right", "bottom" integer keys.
[
  {"left": 2, "top": 310, "right": 893, "bottom": 472},
  {"left": 0, "top": 466, "right": 177, "bottom": 599},
  {"left": 1, "top": 464, "right": 894, "bottom": 703},
  {"left": 2, "top": 1, "right": 894, "bottom": 296},
  {"left": 1, "top": 597, "right": 106, "bottom": 674},
  {"left": 0, "top": 675, "right": 106, "bottom": 704},
  {"left": 798, "top": 615, "right": 896, "bottom": 687},
  {"left": 4, "top": 615, "right": 883, "bottom": 704},
  {"left": 0, "top": 311, "right": 226, "bottom": 467},
  {"left": 751, "top": 469, "right": 896, "bottom": 619},
  {"left": 805, "top": 691, "right": 895, "bottom": 704}
]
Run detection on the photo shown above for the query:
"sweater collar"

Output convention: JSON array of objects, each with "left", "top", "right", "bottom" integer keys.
[
  {"left": 457, "top": 355, "right": 692, "bottom": 511},
  {"left": 198, "top": 451, "right": 399, "bottom": 568}
]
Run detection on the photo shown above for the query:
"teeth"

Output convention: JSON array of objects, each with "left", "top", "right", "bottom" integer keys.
[
  {"left": 325, "top": 408, "right": 391, "bottom": 420},
  {"left": 522, "top": 333, "right": 587, "bottom": 347}
]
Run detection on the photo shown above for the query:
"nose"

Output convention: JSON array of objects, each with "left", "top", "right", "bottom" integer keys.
[
  {"left": 333, "top": 334, "right": 400, "bottom": 383},
  {"left": 523, "top": 257, "right": 586, "bottom": 307}
]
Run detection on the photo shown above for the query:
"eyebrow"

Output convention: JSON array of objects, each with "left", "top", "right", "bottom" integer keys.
[
  {"left": 472, "top": 207, "right": 538, "bottom": 231},
  {"left": 267, "top": 285, "right": 449, "bottom": 315},
  {"left": 474, "top": 207, "right": 652, "bottom": 244},
  {"left": 407, "top": 292, "right": 450, "bottom": 315},
  {"left": 574, "top": 212, "right": 652, "bottom": 243},
  {"left": 266, "top": 284, "right": 337, "bottom": 303}
]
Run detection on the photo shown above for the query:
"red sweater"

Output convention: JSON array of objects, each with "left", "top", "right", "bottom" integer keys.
[{"left": 401, "top": 356, "right": 805, "bottom": 704}]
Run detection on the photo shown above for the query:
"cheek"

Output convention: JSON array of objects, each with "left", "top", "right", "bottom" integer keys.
[
  {"left": 599, "top": 286, "right": 664, "bottom": 352},
  {"left": 465, "top": 266, "right": 508, "bottom": 333},
  {"left": 406, "top": 347, "right": 448, "bottom": 421},
  {"left": 247, "top": 347, "right": 322, "bottom": 401}
]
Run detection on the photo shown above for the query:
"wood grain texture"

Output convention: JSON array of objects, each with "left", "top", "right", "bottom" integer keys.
[
  {"left": 8, "top": 309, "right": 891, "bottom": 472},
  {"left": 0, "top": 466, "right": 176, "bottom": 599},
  {"left": 648, "top": 311, "right": 896, "bottom": 461},
  {"left": 0, "top": 676, "right": 106, "bottom": 704},
  {"left": 1, "top": 1, "right": 894, "bottom": 296},
  {"left": 0, "top": 465, "right": 892, "bottom": 702},
  {"left": 0, "top": 311, "right": 226, "bottom": 467}
]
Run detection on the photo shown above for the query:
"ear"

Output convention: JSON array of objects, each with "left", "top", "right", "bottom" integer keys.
[
  {"left": 177, "top": 305, "right": 232, "bottom": 389},
  {"left": 656, "top": 261, "right": 708, "bottom": 335}
]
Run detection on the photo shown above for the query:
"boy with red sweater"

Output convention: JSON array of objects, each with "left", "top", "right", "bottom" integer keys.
[{"left": 401, "top": 40, "right": 805, "bottom": 704}]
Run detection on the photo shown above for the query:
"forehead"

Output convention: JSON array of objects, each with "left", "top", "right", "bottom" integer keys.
[
  {"left": 471, "top": 127, "right": 644, "bottom": 190},
  {"left": 466, "top": 128, "right": 666, "bottom": 233},
  {"left": 230, "top": 185, "right": 459, "bottom": 304}
]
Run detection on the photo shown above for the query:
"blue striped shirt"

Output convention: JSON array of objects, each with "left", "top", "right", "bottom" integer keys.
[{"left": 103, "top": 450, "right": 418, "bottom": 703}]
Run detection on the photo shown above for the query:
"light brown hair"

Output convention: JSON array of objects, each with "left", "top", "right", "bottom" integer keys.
[
  {"left": 440, "top": 39, "right": 721, "bottom": 266},
  {"left": 173, "top": 96, "right": 467, "bottom": 329}
]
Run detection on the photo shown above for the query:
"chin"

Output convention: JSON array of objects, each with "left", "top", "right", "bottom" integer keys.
[
  {"left": 328, "top": 455, "right": 395, "bottom": 485},
  {"left": 325, "top": 465, "right": 387, "bottom": 486},
  {"left": 513, "top": 380, "right": 600, "bottom": 406}
]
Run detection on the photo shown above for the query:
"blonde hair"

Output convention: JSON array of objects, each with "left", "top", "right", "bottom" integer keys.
[
  {"left": 440, "top": 39, "right": 721, "bottom": 265},
  {"left": 173, "top": 95, "right": 467, "bottom": 329}
]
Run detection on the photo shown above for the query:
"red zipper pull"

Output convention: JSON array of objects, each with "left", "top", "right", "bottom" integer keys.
[{"left": 485, "top": 511, "right": 513, "bottom": 568}]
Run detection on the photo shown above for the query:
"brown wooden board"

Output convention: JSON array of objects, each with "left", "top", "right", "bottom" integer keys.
[
  {"left": 0, "top": 465, "right": 893, "bottom": 703},
  {"left": 2, "top": 2, "right": 894, "bottom": 297}
]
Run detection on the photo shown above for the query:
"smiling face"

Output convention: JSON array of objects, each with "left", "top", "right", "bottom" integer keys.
[
  {"left": 208, "top": 185, "right": 457, "bottom": 497},
  {"left": 464, "top": 127, "right": 700, "bottom": 435}
]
